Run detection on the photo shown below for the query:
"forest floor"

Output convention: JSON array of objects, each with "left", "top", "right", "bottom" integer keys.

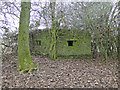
[{"left": 1, "top": 55, "right": 119, "bottom": 88}]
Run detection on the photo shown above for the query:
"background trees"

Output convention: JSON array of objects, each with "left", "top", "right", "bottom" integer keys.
[{"left": 0, "top": 1, "right": 119, "bottom": 61}]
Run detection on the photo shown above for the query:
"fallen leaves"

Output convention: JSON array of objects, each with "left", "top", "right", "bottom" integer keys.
[{"left": 1, "top": 55, "right": 119, "bottom": 88}]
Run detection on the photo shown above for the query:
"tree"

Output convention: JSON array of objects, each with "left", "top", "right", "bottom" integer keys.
[
  {"left": 49, "top": 1, "right": 64, "bottom": 60},
  {"left": 18, "top": 1, "right": 37, "bottom": 72},
  {"left": 49, "top": 2, "right": 56, "bottom": 60},
  {"left": 118, "top": 1, "right": 120, "bottom": 61}
]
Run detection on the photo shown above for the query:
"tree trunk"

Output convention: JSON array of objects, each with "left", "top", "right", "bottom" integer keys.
[
  {"left": 49, "top": 2, "right": 56, "bottom": 60},
  {"left": 18, "top": 1, "right": 36, "bottom": 72},
  {"left": 118, "top": 1, "right": 120, "bottom": 61}
]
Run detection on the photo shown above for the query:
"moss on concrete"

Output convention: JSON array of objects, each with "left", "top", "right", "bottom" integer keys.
[{"left": 31, "top": 29, "right": 91, "bottom": 59}]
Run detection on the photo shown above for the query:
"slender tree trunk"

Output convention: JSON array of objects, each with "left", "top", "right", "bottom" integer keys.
[
  {"left": 18, "top": 1, "right": 36, "bottom": 72},
  {"left": 118, "top": 1, "right": 120, "bottom": 61},
  {"left": 49, "top": 2, "right": 56, "bottom": 60},
  {"left": 118, "top": 1, "right": 120, "bottom": 88}
]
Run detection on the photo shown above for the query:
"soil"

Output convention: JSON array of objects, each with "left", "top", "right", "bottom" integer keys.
[{"left": 1, "top": 55, "right": 119, "bottom": 88}]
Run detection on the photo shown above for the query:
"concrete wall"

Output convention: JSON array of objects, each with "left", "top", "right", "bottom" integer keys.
[{"left": 30, "top": 29, "right": 92, "bottom": 59}]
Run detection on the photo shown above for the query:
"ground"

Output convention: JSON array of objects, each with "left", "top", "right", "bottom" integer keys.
[{"left": 2, "top": 55, "right": 119, "bottom": 88}]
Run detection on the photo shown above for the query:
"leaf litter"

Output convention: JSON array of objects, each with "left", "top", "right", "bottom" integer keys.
[{"left": 2, "top": 55, "right": 119, "bottom": 88}]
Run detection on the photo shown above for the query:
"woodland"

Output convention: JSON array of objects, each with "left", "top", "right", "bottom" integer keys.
[{"left": 0, "top": 0, "right": 120, "bottom": 88}]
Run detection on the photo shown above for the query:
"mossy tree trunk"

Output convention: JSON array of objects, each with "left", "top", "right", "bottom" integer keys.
[
  {"left": 118, "top": 2, "right": 120, "bottom": 87},
  {"left": 49, "top": 2, "right": 56, "bottom": 60},
  {"left": 18, "top": 1, "right": 36, "bottom": 72},
  {"left": 118, "top": 1, "right": 120, "bottom": 61}
]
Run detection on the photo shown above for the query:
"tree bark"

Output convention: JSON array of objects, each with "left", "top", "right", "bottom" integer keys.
[
  {"left": 118, "top": 1, "right": 120, "bottom": 61},
  {"left": 49, "top": 2, "right": 56, "bottom": 60},
  {"left": 18, "top": 1, "right": 36, "bottom": 72}
]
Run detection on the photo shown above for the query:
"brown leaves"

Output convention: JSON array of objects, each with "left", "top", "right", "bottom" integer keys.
[{"left": 2, "top": 55, "right": 119, "bottom": 88}]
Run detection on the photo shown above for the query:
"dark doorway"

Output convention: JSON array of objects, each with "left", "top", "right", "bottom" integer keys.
[{"left": 67, "top": 41, "right": 73, "bottom": 46}]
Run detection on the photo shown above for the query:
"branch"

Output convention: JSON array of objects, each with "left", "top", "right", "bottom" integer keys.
[
  {"left": 10, "top": 2, "right": 20, "bottom": 12},
  {"left": 6, "top": 12, "right": 19, "bottom": 18}
]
